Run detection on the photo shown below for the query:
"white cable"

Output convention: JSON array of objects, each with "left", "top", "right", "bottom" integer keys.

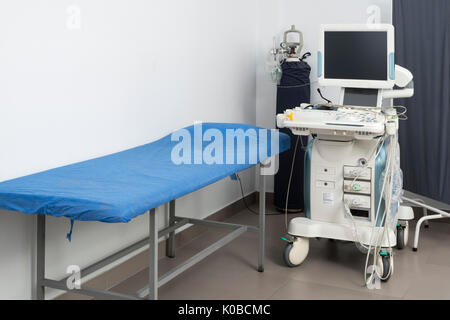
[
  {"left": 377, "top": 141, "right": 396, "bottom": 280},
  {"left": 364, "top": 133, "right": 399, "bottom": 284},
  {"left": 343, "top": 201, "right": 370, "bottom": 251},
  {"left": 344, "top": 137, "right": 385, "bottom": 253},
  {"left": 346, "top": 137, "right": 385, "bottom": 193},
  {"left": 369, "top": 141, "right": 393, "bottom": 280},
  {"left": 342, "top": 134, "right": 394, "bottom": 285},
  {"left": 364, "top": 150, "right": 390, "bottom": 283},
  {"left": 364, "top": 136, "right": 392, "bottom": 282}
]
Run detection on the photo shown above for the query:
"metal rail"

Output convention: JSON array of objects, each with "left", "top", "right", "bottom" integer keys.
[{"left": 136, "top": 226, "right": 248, "bottom": 298}]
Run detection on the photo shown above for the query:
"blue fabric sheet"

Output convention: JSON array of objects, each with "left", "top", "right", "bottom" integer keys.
[{"left": 0, "top": 123, "right": 290, "bottom": 223}]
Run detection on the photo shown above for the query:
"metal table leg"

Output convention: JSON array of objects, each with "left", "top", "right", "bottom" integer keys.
[
  {"left": 148, "top": 209, "right": 158, "bottom": 300},
  {"left": 166, "top": 200, "right": 176, "bottom": 258},
  {"left": 35, "top": 214, "right": 46, "bottom": 300},
  {"left": 413, "top": 214, "right": 444, "bottom": 251},
  {"left": 258, "top": 170, "right": 266, "bottom": 273}
]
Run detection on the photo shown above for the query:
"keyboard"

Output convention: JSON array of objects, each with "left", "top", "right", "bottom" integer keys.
[{"left": 277, "top": 104, "right": 387, "bottom": 139}]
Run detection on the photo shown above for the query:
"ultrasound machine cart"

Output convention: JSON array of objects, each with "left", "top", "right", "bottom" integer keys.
[{"left": 277, "top": 24, "right": 415, "bottom": 282}]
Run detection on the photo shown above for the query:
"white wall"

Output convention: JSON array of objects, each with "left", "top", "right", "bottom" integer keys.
[
  {"left": 0, "top": 0, "right": 393, "bottom": 299},
  {"left": 256, "top": 0, "right": 392, "bottom": 192},
  {"left": 0, "top": 0, "right": 257, "bottom": 299}
]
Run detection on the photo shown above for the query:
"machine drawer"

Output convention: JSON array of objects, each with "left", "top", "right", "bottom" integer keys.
[
  {"left": 343, "top": 166, "right": 371, "bottom": 180},
  {"left": 343, "top": 194, "right": 371, "bottom": 210},
  {"left": 343, "top": 180, "right": 371, "bottom": 195}
]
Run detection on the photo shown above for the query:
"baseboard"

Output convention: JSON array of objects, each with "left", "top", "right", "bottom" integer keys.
[
  {"left": 258, "top": 191, "right": 274, "bottom": 206},
  {"left": 56, "top": 192, "right": 257, "bottom": 300}
]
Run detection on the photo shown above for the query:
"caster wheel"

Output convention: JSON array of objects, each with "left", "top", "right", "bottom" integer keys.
[
  {"left": 396, "top": 221, "right": 409, "bottom": 250},
  {"left": 376, "top": 253, "right": 394, "bottom": 281},
  {"left": 284, "top": 237, "right": 309, "bottom": 267}
]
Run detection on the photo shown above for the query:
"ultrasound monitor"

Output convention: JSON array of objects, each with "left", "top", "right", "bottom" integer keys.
[{"left": 318, "top": 24, "right": 395, "bottom": 89}]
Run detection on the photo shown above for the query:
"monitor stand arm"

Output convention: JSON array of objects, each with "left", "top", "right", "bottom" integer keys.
[{"left": 381, "top": 65, "right": 414, "bottom": 99}]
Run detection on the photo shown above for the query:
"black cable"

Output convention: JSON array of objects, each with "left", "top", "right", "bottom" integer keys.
[
  {"left": 236, "top": 135, "right": 305, "bottom": 217},
  {"left": 317, "top": 88, "right": 332, "bottom": 104},
  {"left": 283, "top": 136, "right": 302, "bottom": 229},
  {"left": 235, "top": 173, "right": 287, "bottom": 216}
]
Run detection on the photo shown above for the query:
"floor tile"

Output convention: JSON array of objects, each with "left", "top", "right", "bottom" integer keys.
[
  {"left": 269, "top": 279, "right": 394, "bottom": 300},
  {"left": 102, "top": 209, "right": 450, "bottom": 300}
]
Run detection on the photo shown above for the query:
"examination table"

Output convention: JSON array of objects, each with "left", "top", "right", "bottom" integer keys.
[{"left": 0, "top": 123, "right": 290, "bottom": 300}]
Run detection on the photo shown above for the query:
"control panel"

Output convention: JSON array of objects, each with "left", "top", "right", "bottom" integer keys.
[{"left": 276, "top": 104, "right": 388, "bottom": 139}]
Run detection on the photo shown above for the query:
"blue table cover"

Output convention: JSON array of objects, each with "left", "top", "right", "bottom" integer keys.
[{"left": 0, "top": 123, "right": 290, "bottom": 223}]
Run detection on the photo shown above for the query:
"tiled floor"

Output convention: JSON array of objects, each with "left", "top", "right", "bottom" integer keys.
[{"left": 108, "top": 206, "right": 450, "bottom": 300}]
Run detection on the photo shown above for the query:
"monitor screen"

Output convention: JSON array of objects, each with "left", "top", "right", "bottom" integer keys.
[
  {"left": 343, "top": 88, "right": 379, "bottom": 106},
  {"left": 324, "top": 31, "right": 388, "bottom": 81}
]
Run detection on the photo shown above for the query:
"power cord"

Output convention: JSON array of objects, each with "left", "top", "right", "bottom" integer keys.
[
  {"left": 235, "top": 173, "right": 284, "bottom": 216},
  {"left": 284, "top": 136, "right": 301, "bottom": 229},
  {"left": 236, "top": 135, "right": 304, "bottom": 217},
  {"left": 317, "top": 88, "right": 332, "bottom": 104}
]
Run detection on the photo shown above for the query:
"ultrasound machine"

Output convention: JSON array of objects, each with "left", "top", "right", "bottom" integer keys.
[{"left": 277, "top": 24, "right": 415, "bottom": 285}]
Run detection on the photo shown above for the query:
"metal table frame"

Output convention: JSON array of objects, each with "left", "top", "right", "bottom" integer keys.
[
  {"left": 402, "top": 194, "right": 450, "bottom": 251},
  {"left": 33, "top": 165, "right": 267, "bottom": 300}
]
